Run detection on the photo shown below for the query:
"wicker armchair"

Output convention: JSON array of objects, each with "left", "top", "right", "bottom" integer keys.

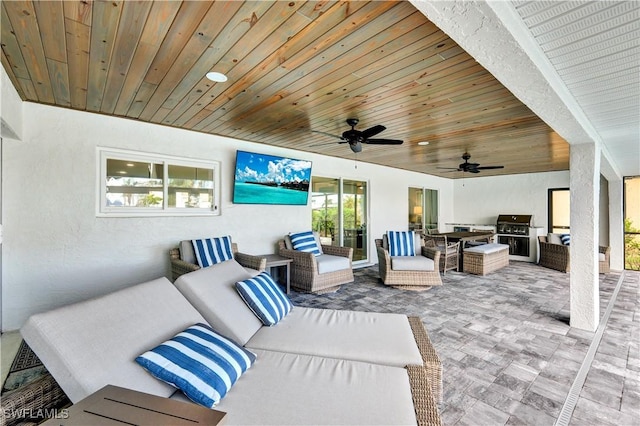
[
  {"left": 277, "top": 240, "right": 354, "bottom": 294},
  {"left": 169, "top": 241, "right": 266, "bottom": 282},
  {"left": 375, "top": 238, "right": 442, "bottom": 290},
  {"left": 538, "top": 236, "right": 570, "bottom": 272},
  {"left": 424, "top": 234, "right": 460, "bottom": 274},
  {"left": 538, "top": 236, "right": 610, "bottom": 273}
]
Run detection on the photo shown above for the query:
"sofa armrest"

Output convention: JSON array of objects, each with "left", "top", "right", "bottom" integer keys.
[
  {"left": 235, "top": 252, "right": 267, "bottom": 271},
  {"left": 538, "top": 241, "right": 570, "bottom": 272},
  {"left": 376, "top": 246, "right": 391, "bottom": 267},
  {"left": 278, "top": 246, "right": 318, "bottom": 273},
  {"left": 169, "top": 249, "right": 201, "bottom": 282},
  {"left": 421, "top": 246, "right": 441, "bottom": 265},
  {"left": 0, "top": 373, "right": 70, "bottom": 426},
  {"left": 321, "top": 244, "right": 353, "bottom": 260}
]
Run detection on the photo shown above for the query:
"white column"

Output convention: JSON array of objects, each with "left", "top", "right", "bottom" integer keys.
[
  {"left": 608, "top": 179, "right": 624, "bottom": 270},
  {"left": 569, "top": 142, "right": 601, "bottom": 331}
]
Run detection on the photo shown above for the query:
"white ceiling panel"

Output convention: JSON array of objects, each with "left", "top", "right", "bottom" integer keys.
[{"left": 513, "top": 0, "right": 640, "bottom": 177}]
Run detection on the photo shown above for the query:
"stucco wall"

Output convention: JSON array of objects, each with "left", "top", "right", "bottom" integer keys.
[
  {"left": 0, "top": 67, "right": 23, "bottom": 141},
  {"left": 1, "top": 102, "right": 454, "bottom": 330},
  {"left": 452, "top": 171, "right": 570, "bottom": 230}
]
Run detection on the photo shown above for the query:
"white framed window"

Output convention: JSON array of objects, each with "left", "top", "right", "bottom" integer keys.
[{"left": 97, "top": 148, "right": 220, "bottom": 217}]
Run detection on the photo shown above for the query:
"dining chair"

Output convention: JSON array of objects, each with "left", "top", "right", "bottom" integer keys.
[{"left": 424, "top": 235, "right": 460, "bottom": 274}]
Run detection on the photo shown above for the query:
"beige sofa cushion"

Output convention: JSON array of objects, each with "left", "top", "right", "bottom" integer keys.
[
  {"left": 246, "top": 307, "right": 423, "bottom": 368},
  {"left": 391, "top": 256, "right": 435, "bottom": 271},
  {"left": 20, "top": 278, "right": 206, "bottom": 403},
  {"left": 316, "top": 253, "right": 351, "bottom": 274},
  {"left": 179, "top": 240, "right": 197, "bottom": 264},
  {"left": 212, "top": 349, "right": 417, "bottom": 425},
  {"left": 464, "top": 243, "right": 509, "bottom": 254},
  {"left": 548, "top": 233, "right": 563, "bottom": 245},
  {"left": 174, "top": 260, "right": 263, "bottom": 345}
]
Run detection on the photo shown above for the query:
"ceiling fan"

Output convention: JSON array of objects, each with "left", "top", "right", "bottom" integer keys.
[
  {"left": 439, "top": 152, "right": 505, "bottom": 174},
  {"left": 312, "top": 118, "right": 403, "bottom": 153}
]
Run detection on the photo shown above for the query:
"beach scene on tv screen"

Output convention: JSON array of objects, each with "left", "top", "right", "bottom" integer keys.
[{"left": 233, "top": 151, "right": 312, "bottom": 205}]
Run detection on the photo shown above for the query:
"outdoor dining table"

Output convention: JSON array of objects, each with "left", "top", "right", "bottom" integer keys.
[{"left": 433, "top": 231, "right": 495, "bottom": 270}]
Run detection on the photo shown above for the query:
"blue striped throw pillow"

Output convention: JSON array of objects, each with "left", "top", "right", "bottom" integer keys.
[
  {"left": 561, "top": 234, "right": 571, "bottom": 246},
  {"left": 289, "top": 231, "right": 321, "bottom": 256},
  {"left": 136, "top": 323, "right": 255, "bottom": 408},
  {"left": 236, "top": 272, "right": 293, "bottom": 326},
  {"left": 388, "top": 231, "right": 416, "bottom": 256},
  {"left": 192, "top": 236, "right": 234, "bottom": 267}
]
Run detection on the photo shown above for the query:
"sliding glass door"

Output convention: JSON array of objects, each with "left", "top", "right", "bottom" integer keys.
[
  {"left": 624, "top": 176, "right": 640, "bottom": 271},
  {"left": 408, "top": 187, "right": 438, "bottom": 233},
  {"left": 343, "top": 180, "right": 367, "bottom": 262},
  {"left": 311, "top": 177, "right": 339, "bottom": 246},
  {"left": 311, "top": 177, "right": 368, "bottom": 264}
]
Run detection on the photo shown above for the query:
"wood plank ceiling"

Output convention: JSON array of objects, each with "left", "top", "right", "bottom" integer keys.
[{"left": 1, "top": 0, "right": 569, "bottom": 178}]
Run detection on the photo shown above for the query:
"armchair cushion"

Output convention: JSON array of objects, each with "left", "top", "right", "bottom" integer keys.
[
  {"left": 316, "top": 254, "right": 351, "bottom": 274},
  {"left": 236, "top": 272, "right": 292, "bottom": 326},
  {"left": 180, "top": 240, "right": 197, "bottom": 264},
  {"left": 192, "top": 236, "right": 234, "bottom": 267},
  {"left": 283, "top": 234, "right": 323, "bottom": 252},
  {"left": 136, "top": 323, "right": 255, "bottom": 408},
  {"left": 548, "top": 233, "right": 563, "bottom": 245},
  {"left": 391, "top": 256, "right": 435, "bottom": 271},
  {"left": 387, "top": 231, "right": 416, "bottom": 256},
  {"left": 289, "top": 231, "right": 322, "bottom": 256},
  {"left": 382, "top": 233, "right": 422, "bottom": 252}
]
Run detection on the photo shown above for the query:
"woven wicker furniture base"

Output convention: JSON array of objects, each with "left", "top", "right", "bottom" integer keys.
[
  {"left": 463, "top": 248, "right": 509, "bottom": 275},
  {"left": 406, "top": 365, "right": 442, "bottom": 426},
  {"left": 0, "top": 373, "right": 69, "bottom": 426},
  {"left": 391, "top": 285, "right": 432, "bottom": 291},
  {"left": 408, "top": 317, "right": 443, "bottom": 405}
]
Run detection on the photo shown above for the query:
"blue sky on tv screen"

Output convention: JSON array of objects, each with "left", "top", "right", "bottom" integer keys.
[{"left": 235, "top": 151, "right": 311, "bottom": 184}]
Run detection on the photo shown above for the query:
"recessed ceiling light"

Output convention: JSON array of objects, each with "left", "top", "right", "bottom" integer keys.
[
  {"left": 418, "top": 141, "right": 430, "bottom": 146},
  {"left": 206, "top": 71, "right": 228, "bottom": 82}
]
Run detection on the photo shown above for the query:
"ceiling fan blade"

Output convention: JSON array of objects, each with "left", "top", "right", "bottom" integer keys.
[
  {"left": 476, "top": 165, "right": 504, "bottom": 170},
  {"left": 468, "top": 169, "right": 481, "bottom": 173},
  {"left": 364, "top": 138, "right": 403, "bottom": 145},
  {"left": 311, "top": 130, "right": 345, "bottom": 140},
  {"left": 360, "top": 125, "right": 386, "bottom": 139}
]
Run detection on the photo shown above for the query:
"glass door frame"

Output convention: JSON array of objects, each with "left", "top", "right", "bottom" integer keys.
[
  {"left": 548, "top": 188, "right": 570, "bottom": 233},
  {"left": 623, "top": 176, "right": 640, "bottom": 271},
  {"left": 408, "top": 186, "right": 439, "bottom": 234},
  {"left": 311, "top": 176, "right": 370, "bottom": 266}
]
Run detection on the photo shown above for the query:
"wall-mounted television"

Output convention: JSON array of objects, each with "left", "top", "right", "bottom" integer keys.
[{"left": 233, "top": 150, "right": 312, "bottom": 205}]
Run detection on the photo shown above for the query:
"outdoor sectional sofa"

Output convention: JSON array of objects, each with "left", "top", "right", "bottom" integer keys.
[{"left": 13, "top": 259, "right": 442, "bottom": 426}]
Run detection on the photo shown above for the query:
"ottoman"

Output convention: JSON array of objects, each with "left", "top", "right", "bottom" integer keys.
[{"left": 463, "top": 243, "right": 509, "bottom": 275}]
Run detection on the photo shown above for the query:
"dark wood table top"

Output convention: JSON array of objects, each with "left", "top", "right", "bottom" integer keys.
[
  {"left": 435, "top": 231, "right": 494, "bottom": 241},
  {"left": 43, "top": 385, "right": 226, "bottom": 425}
]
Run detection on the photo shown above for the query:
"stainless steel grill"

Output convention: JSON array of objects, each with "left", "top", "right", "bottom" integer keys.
[{"left": 496, "top": 215, "right": 533, "bottom": 257}]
